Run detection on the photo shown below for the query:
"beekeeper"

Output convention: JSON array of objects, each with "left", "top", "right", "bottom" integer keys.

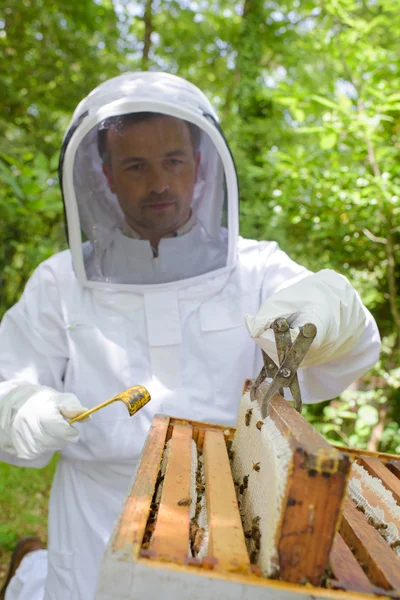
[{"left": 0, "top": 72, "right": 380, "bottom": 600}]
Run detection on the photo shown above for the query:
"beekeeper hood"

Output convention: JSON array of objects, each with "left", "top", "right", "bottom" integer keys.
[{"left": 59, "top": 72, "right": 239, "bottom": 286}]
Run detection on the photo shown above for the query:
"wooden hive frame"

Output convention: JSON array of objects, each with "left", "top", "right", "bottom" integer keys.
[{"left": 96, "top": 387, "right": 400, "bottom": 600}]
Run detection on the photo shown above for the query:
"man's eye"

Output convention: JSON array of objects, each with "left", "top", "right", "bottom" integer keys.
[
  {"left": 168, "top": 159, "right": 183, "bottom": 166},
  {"left": 126, "top": 164, "right": 142, "bottom": 171}
]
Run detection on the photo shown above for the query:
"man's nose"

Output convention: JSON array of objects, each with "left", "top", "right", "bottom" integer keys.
[{"left": 149, "top": 164, "right": 169, "bottom": 194}]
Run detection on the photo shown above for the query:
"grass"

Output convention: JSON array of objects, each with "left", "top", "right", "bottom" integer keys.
[{"left": 0, "top": 455, "right": 58, "bottom": 584}]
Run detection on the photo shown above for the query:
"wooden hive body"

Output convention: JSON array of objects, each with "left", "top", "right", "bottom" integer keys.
[{"left": 96, "top": 384, "right": 400, "bottom": 600}]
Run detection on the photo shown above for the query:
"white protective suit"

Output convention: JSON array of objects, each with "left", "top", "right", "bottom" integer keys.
[{"left": 0, "top": 72, "right": 380, "bottom": 600}]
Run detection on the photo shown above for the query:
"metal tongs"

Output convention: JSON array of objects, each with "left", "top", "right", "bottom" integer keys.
[{"left": 250, "top": 318, "right": 317, "bottom": 418}]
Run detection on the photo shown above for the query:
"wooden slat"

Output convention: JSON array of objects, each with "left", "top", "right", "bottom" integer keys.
[
  {"left": 196, "top": 428, "right": 205, "bottom": 451},
  {"left": 265, "top": 391, "right": 347, "bottom": 473},
  {"left": 329, "top": 533, "right": 374, "bottom": 594},
  {"left": 387, "top": 460, "right": 400, "bottom": 480},
  {"left": 277, "top": 448, "right": 349, "bottom": 586},
  {"left": 203, "top": 429, "right": 251, "bottom": 574},
  {"left": 357, "top": 456, "right": 400, "bottom": 504},
  {"left": 334, "top": 445, "right": 400, "bottom": 464},
  {"left": 113, "top": 415, "right": 169, "bottom": 558},
  {"left": 350, "top": 467, "right": 400, "bottom": 532},
  {"left": 168, "top": 417, "right": 235, "bottom": 452},
  {"left": 340, "top": 498, "right": 400, "bottom": 590},
  {"left": 170, "top": 416, "right": 235, "bottom": 436},
  {"left": 192, "top": 428, "right": 199, "bottom": 446},
  {"left": 149, "top": 423, "right": 193, "bottom": 564},
  {"left": 252, "top": 391, "right": 350, "bottom": 585}
]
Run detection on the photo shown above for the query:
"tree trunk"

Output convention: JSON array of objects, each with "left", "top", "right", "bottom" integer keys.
[
  {"left": 223, "top": 0, "right": 262, "bottom": 116},
  {"left": 142, "top": 0, "right": 153, "bottom": 71}
]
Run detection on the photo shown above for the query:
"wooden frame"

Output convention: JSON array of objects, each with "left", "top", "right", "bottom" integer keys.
[
  {"left": 258, "top": 385, "right": 351, "bottom": 585},
  {"left": 97, "top": 390, "right": 400, "bottom": 600}
]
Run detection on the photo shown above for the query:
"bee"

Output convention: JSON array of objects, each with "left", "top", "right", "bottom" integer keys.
[
  {"left": 250, "top": 550, "right": 258, "bottom": 563},
  {"left": 256, "top": 420, "right": 264, "bottom": 431},
  {"left": 196, "top": 483, "right": 205, "bottom": 494},
  {"left": 244, "top": 530, "right": 252, "bottom": 539},
  {"left": 240, "top": 475, "right": 249, "bottom": 495},
  {"left": 193, "top": 527, "right": 205, "bottom": 554},
  {"left": 245, "top": 408, "right": 253, "bottom": 426},
  {"left": 252, "top": 525, "right": 261, "bottom": 545},
  {"left": 390, "top": 540, "right": 400, "bottom": 549},
  {"left": 252, "top": 462, "right": 260, "bottom": 472},
  {"left": 228, "top": 449, "right": 235, "bottom": 461},
  {"left": 178, "top": 498, "right": 192, "bottom": 506}
]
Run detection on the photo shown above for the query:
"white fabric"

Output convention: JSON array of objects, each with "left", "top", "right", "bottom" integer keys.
[
  {"left": 85, "top": 222, "right": 228, "bottom": 284},
  {"left": 4, "top": 550, "right": 47, "bottom": 600},
  {"left": 0, "top": 385, "right": 87, "bottom": 460},
  {"left": 245, "top": 269, "right": 367, "bottom": 368}
]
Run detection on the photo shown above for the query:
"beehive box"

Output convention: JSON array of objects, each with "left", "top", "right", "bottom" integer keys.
[{"left": 96, "top": 384, "right": 400, "bottom": 600}]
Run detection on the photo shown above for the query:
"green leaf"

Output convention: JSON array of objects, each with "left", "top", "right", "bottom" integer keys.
[
  {"left": 386, "top": 92, "right": 400, "bottom": 103},
  {"left": 363, "top": 15, "right": 387, "bottom": 34},
  {"left": 49, "top": 152, "right": 60, "bottom": 172},
  {"left": 320, "top": 132, "right": 338, "bottom": 150},
  {"left": 293, "top": 108, "right": 305, "bottom": 123},
  {"left": 274, "top": 96, "right": 297, "bottom": 107},
  {"left": 311, "top": 95, "right": 339, "bottom": 111},
  {"left": 22, "top": 182, "right": 42, "bottom": 196},
  {"left": 0, "top": 154, "right": 23, "bottom": 169},
  {"left": 380, "top": 103, "right": 400, "bottom": 112},
  {"left": 0, "top": 171, "right": 25, "bottom": 200},
  {"left": 358, "top": 405, "right": 379, "bottom": 427},
  {"left": 293, "top": 126, "right": 325, "bottom": 134}
]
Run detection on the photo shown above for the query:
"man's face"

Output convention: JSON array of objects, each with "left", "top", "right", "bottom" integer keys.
[{"left": 103, "top": 116, "right": 199, "bottom": 241}]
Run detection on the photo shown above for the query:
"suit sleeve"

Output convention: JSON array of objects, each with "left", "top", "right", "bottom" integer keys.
[{"left": 0, "top": 260, "right": 69, "bottom": 467}]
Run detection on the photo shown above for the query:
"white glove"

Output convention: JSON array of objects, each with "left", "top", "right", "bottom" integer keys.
[
  {"left": 0, "top": 385, "right": 89, "bottom": 460},
  {"left": 244, "top": 270, "right": 366, "bottom": 368}
]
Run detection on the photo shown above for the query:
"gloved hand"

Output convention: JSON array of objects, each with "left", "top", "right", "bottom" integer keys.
[
  {"left": 0, "top": 385, "right": 89, "bottom": 460},
  {"left": 244, "top": 270, "right": 366, "bottom": 368}
]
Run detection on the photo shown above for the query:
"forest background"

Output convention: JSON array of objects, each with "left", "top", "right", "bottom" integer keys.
[{"left": 0, "top": 0, "right": 400, "bottom": 574}]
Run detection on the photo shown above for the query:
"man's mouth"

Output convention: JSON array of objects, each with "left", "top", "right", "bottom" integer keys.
[{"left": 143, "top": 200, "right": 176, "bottom": 210}]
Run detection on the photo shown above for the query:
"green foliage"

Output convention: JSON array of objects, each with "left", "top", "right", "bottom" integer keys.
[
  {"left": 1, "top": 0, "right": 400, "bottom": 453},
  {"left": 0, "top": 0, "right": 122, "bottom": 313},
  {"left": 0, "top": 152, "right": 65, "bottom": 313}
]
